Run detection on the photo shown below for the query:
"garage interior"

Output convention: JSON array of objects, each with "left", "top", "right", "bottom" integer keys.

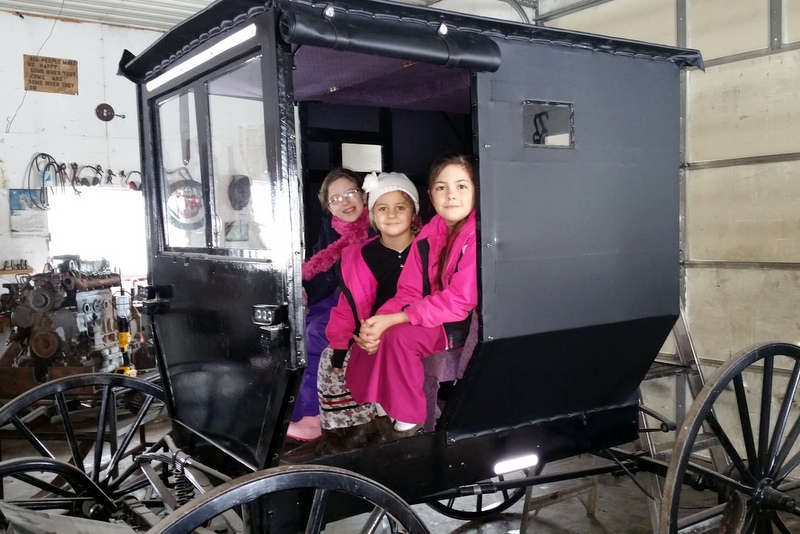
[{"left": 1, "top": 1, "right": 800, "bottom": 533}]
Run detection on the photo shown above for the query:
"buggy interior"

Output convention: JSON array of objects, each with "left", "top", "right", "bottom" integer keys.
[
  {"left": 292, "top": 46, "right": 474, "bottom": 245},
  {"left": 290, "top": 45, "right": 477, "bottom": 434}
]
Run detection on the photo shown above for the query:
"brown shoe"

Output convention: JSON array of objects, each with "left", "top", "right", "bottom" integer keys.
[
  {"left": 370, "top": 416, "right": 395, "bottom": 444},
  {"left": 388, "top": 423, "right": 424, "bottom": 441},
  {"left": 340, "top": 419, "right": 378, "bottom": 449},
  {"left": 314, "top": 428, "right": 347, "bottom": 455},
  {"left": 372, "top": 417, "right": 423, "bottom": 444},
  {"left": 316, "top": 421, "right": 379, "bottom": 455}
]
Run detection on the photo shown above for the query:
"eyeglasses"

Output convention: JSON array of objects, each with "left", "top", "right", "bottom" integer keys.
[{"left": 327, "top": 188, "right": 362, "bottom": 206}]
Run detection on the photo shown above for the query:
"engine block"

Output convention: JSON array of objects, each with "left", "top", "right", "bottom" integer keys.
[{"left": 0, "top": 258, "right": 135, "bottom": 397}]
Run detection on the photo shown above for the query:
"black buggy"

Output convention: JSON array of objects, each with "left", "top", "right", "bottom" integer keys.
[{"left": 2, "top": 1, "right": 800, "bottom": 533}]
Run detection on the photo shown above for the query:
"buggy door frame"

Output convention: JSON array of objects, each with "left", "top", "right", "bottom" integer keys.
[{"left": 131, "top": 7, "right": 306, "bottom": 471}]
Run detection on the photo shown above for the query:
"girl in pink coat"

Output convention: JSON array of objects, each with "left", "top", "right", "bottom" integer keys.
[
  {"left": 347, "top": 153, "right": 478, "bottom": 440},
  {"left": 316, "top": 172, "right": 421, "bottom": 454},
  {"left": 289, "top": 168, "right": 370, "bottom": 442}
]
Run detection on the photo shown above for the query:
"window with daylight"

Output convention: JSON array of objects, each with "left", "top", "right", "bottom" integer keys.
[{"left": 47, "top": 188, "right": 148, "bottom": 281}]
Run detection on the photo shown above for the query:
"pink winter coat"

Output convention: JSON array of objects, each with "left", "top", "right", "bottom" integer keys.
[
  {"left": 379, "top": 211, "right": 478, "bottom": 347},
  {"left": 325, "top": 236, "right": 382, "bottom": 351}
]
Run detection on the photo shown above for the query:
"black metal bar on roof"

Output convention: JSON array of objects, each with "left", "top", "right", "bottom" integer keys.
[
  {"left": 279, "top": 8, "right": 501, "bottom": 72},
  {"left": 119, "top": 0, "right": 704, "bottom": 85}
]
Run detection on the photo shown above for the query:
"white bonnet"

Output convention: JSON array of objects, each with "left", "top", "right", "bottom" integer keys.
[{"left": 362, "top": 172, "right": 420, "bottom": 213}]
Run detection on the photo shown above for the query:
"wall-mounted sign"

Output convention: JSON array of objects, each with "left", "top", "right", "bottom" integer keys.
[{"left": 23, "top": 54, "right": 78, "bottom": 95}]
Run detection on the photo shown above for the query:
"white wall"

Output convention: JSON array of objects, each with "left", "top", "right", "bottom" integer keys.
[
  {"left": 0, "top": 11, "right": 159, "bottom": 276},
  {"left": 547, "top": 0, "right": 677, "bottom": 46},
  {"left": 546, "top": 1, "right": 800, "bottom": 460}
]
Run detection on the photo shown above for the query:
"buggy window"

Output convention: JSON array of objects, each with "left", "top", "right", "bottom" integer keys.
[
  {"left": 158, "top": 90, "right": 205, "bottom": 247},
  {"left": 154, "top": 55, "right": 281, "bottom": 255},
  {"left": 523, "top": 100, "right": 574, "bottom": 148},
  {"left": 208, "top": 58, "right": 271, "bottom": 250}
]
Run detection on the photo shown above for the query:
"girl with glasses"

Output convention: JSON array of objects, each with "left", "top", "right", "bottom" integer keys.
[{"left": 289, "top": 167, "right": 370, "bottom": 442}]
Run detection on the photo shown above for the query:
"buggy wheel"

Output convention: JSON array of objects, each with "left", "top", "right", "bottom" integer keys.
[
  {"left": 660, "top": 342, "right": 800, "bottom": 533},
  {"left": 0, "top": 457, "right": 116, "bottom": 519},
  {"left": 426, "top": 469, "right": 530, "bottom": 520},
  {"left": 0, "top": 373, "right": 166, "bottom": 514},
  {"left": 148, "top": 465, "right": 430, "bottom": 534}
]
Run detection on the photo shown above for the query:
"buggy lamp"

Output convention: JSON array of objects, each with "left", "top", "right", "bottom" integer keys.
[
  {"left": 253, "top": 305, "right": 275, "bottom": 326},
  {"left": 494, "top": 454, "right": 539, "bottom": 475},
  {"left": 146, "top": 24, "right": 257, "bottom": 91},
  {"left": 253, "top": 304, "right": 285, "bottom": 326}
]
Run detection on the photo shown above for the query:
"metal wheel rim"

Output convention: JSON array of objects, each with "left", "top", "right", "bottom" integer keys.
[
  {"left": 147, "top": 464, "right": 430, "bottom": 534},
  {"left": 0, "top": 374, "right": 166, "bottom": 514},
  {"left": 425, "top": 470, "right": 530, "bottom": 520},
  {"left": 660, "top": 342, "right": 800, "bottom": 533}
]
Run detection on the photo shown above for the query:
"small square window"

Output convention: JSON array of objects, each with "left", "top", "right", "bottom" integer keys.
[{"left": 523, "top": 101, "right": 574, "bottom": 148}]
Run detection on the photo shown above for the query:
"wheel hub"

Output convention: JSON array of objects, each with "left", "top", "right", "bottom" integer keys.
[{"left": 752, "top": 478, "right": 796, "bottom": 513}]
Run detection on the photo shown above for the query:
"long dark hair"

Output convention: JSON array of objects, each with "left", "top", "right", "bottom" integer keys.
[{"left": 428, "top": 153, "right": 476, "bottom": 290}]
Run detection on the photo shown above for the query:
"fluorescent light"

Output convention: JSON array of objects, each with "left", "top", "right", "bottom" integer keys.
[
  {"left": 146, "top": 24, "right": 257, "bottom": 91},
  {"left": 494, "top": 454, "right": 539, "bottom": 475}
]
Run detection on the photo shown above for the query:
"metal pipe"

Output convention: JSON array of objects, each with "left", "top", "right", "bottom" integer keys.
[
  {"left": 685, "top": 151, "right": 800, "bottom": 171},
  {"left": 61, "top": 273, "right": 121, "bottom": 291},
  {"left": 498, "top": 0, "right": 530, "bottom": 24},
  {"left": 536, "top": 0, "right": 613, "bottom": 23},
  {"left": 703, "top": 40, "right": 800, "bottom": 68},
  {"left": 770, "top": 0, "right": 783, "bottom": 50},
  {"left": 682, "top": 260, "right": 800, "bottom": 271}
]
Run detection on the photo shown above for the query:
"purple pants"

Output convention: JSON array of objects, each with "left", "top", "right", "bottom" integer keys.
[{"left": 292, "top": 292, "right": 338, "bottom": 422}]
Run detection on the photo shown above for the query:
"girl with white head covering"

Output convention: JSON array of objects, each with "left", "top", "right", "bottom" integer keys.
[{"left": 311, "top": 171, "right": 420, "bottom": 454}]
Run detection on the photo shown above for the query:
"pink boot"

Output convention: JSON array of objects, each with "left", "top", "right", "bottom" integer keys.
[{"left": 287, "top": 415, "right": 322, "bottom": 441}]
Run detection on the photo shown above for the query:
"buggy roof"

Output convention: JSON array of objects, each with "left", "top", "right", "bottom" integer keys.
[{"left": 119, "top": 0, "right": 703, "bottom": 86}]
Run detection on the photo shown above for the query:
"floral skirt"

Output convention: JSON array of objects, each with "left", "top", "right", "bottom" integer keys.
[{"left": 317, "top": 347, "right": 375, "bottom": 430}]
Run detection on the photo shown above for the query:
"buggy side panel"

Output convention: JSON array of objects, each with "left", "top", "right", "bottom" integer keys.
[
  {"left": 440, "top": 37, "right": 681, "bottom": 437},
  {"left": 440, "top": 316, "right": 675, "bottom": 437},
  {"left": 478, "top": 38, "right": 680, "bottom": 340}
]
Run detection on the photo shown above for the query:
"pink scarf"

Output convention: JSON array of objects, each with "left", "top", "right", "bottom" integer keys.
[{"left": 302, "top": 208, "right": 370, "bottom": 281}]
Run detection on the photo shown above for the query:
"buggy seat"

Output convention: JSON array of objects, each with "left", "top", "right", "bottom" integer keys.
[{"left": 422, "top": 313, "right": 479, "bottom": 431}]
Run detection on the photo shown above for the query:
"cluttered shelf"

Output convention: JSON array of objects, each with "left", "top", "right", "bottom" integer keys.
[{"left": 0, "top": 269, "right": 34, "bottom": 276}]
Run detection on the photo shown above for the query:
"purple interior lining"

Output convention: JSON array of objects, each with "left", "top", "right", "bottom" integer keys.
[{"left": 293, "top": 46, "right": 471, "bottom": 113}]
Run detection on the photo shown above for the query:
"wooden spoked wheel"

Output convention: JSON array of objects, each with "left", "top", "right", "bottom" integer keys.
[
  {"left": 0, "top": 373, "right": 166, "bottom": 518},
  {"left": 660, "top": 343, "right": 800, "bottom": 533},
  {"left": 148, "top": 465, "right": 429, "bottom": 534}
]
